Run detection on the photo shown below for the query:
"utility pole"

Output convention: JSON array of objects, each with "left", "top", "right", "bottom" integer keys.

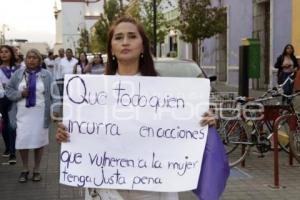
[{"left": 153, "top": 0, "right": 157, "bottom": 57}]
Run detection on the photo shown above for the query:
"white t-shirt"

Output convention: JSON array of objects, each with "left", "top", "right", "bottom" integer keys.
[
  {"left": 44, "top": 57, "right": 56, "bottom": 76},
  {"left": 59, "top": 57, "right": 78, "bottom": 78},
  {"left": 54, "top": 56, "right": 64, "bottom": 80}
]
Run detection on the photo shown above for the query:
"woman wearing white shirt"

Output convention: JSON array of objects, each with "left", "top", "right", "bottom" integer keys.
[
  {"left": 56, "top": 16, "right": 228, "bottom": 200},
  {"left": 6, "top": 49, "right": 60, "bottom": 183}
]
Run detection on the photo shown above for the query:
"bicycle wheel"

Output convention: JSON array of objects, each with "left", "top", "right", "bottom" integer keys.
[
  {"left": 217, "top": 119, "right": 239, "bottom": 154},
  {"left": 288, "top": 114, "right": 300, "bottom": 163},
  {"left": 251, "top": 119, "right": 290, "bottom": 153},
  {"left": 219, "top": 120, "right": 252, "bottom": 167}
]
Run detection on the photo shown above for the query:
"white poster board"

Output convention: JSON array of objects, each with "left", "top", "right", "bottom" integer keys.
[{"left": 59, "top": 75, "right": 210, "bottom": 192}]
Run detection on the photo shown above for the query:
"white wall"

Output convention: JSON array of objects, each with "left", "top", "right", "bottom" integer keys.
[
  {"left": 62, "top": 2, "right": 85, "bottom": 53},
  {"left": 56, "top": 1, "right": 104, "bottom": 54},
  {"left": 55, "top": 11, "right": 63, "bottom": 44}
]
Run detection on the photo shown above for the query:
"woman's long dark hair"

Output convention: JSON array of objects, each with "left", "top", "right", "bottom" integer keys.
[
  {"left": 281, "top": 44, "right": 295, "bottom": 56},
  {"left": 106, "top": 16, "right": 157, "bottom": 76},
  {"left": 0, "top": 45, "right": 18, "bottom": 67},
  {"left": 78, "top": 52, "right": 89, "bottom": 66}
]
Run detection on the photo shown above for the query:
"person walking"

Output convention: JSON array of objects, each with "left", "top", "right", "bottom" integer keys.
[
  {"left": 54, "top": 48, "right": 65, "bottom": 97},
  {"left": 6, "top": 49, "right": 60, "bottom": 183},
  {"left": 44, "top": 51, "right": 56, "bottom": 77},
  {"left": 0, "top": 45, "right": 18, "bottom": 164}
]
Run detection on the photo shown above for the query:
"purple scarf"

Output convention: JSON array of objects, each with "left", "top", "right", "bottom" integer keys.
[
  {"left": 25, "top": 67, "right": 41, "bottom": 108},
  {"left": 193, "top": 127, "right": 230, "bottom": 200},
  {"left": 1, "top": 66, "right": 19, "bottom": 79}
]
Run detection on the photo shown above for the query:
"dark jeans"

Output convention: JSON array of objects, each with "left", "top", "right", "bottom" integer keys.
[
  {"left": 0, "top": 97, "right": 16, "bottom": 156},
  {"left": 279, "top": 71, "right": 294, "bottom": 104},
  {"left": 56, "top": 79, "right": 64, "bottom": 99}
]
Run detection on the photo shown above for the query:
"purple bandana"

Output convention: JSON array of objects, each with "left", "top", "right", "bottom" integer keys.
[
  {"left": 25, "top": 67, "right": 41, "bottom": 108},
  {"left": 1, "top": 66, "right": 19, "bottom": 79}
]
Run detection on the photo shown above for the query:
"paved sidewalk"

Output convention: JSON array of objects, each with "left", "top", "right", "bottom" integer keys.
[
  {"left": 0, "top": 124, "right": 84, "bottom": 200},
  {"left": 0, "top": 82, "right": 299, "bottom": 200},
  {"left": 1, "top": 125, "right": 300, "bottom": 200}
]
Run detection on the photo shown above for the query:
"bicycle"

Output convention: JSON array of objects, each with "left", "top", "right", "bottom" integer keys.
[{"left": 215, "top": 84, "right": 299, "bottom": 167}]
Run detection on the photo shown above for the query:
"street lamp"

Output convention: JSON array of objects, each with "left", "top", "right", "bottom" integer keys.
[{"left": 0, "top": 24, "right": 9, "bottom": 45}]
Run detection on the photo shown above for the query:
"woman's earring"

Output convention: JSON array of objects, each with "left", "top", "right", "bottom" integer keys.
[
  {"left": 140, "top": 53, "right": 144, "bottom": 59},
  {"left": 112, "top": 55, "right": 116, "bottom": 61}
]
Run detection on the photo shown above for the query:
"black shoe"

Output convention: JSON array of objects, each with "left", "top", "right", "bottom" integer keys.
[
  {"left": 32, "top": 172, "right": 42, "bottom": 182},
  {"left": 8, "top": 155, "right": 16, "bottom": 165},
  {"left": 18, "top": 171, "right": 29, "bottom": 183},
  {"left": 2, "top": 151, "right": 9, "bottom": 158}
]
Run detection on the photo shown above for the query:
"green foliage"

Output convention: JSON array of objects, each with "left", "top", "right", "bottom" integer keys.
[
  {"left": 126, "top": 0, "right": 170, "bottom": 50},
  {"left": 77, "top": 29, "right": 90, "bottom": 54},
  {"left": 177, "top": 0, "right": 226, "bottom": 43},
  {"left": 92, "top": 0, "right": 124, "bottom": 53},
  {"left": 125, "top": 0, "right": 141, "bottom": 20},
  {"left": 90, "top": 33, "right": 101, "bottom": 53},
  {"left": 84, "top": 0, "right": 172, "bottom": 54}
]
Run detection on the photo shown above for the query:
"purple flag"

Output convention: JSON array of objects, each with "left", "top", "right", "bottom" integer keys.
[{"left": 193, "top": 127, "right": 230, "bottom": 200}]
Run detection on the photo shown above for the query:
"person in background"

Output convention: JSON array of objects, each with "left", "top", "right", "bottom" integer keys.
[
  {"left": 57, "top": 48, "right": 77, "bottom": 97},
  {"left": 44, "top": 51, "right": 56, "bottom": 77},
  {"left": 16, "top": 54, "right": 25, "bottom": 69},
  {"left": 56, "top": 16, "right": 229, "bottom": 200},
  {"left": 13, "top": 47, "right": 25, "bottom": 68},
  {"left": 73, "top": 52, "right": 88, "bottom": 74},
  {"left": 58, "top": 48, "right": 78, "bottom": 77},
  {"left": 274, "top": 44, "right": 299, "bottom": 103},
  {"left": 54, "top": 48, "right": 65, "bottom": 97},
  {"left": 84, "top": 53, "right": 105, "bottom": 74},
  {"left": 41, "top": 55, "right": 47, "bottom": 69},
  {"left": 6, "top": 49, "right": 60, "bottom": 183},
  {"left": 0, "top": 45, "right": 18, "bottom": 164}
]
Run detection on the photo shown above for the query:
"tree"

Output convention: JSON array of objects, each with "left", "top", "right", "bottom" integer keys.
[
  {"left": 91, "top": 0, "right": 125, "bottom": 53},
  {"left": 177, "top": 0, "right": 226, "bottom": 62},
  {"left": 126, "top": 0, "right": 170, "bottom": 55},
  {"left": 77, "top": 28, "right": 90, "bottom": 54}
]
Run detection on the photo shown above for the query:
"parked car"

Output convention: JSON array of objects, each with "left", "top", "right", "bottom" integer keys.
[{"left": 154, "top": 57, "right": 216, "bottom": 81}]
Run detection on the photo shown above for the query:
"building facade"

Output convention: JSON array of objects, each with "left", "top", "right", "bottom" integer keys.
[
  {"left": 163, "top": 0, "right": 297, "bottom": 88},
  {"left": 53, "top": 0, "right": 104, "bottom": 54}
]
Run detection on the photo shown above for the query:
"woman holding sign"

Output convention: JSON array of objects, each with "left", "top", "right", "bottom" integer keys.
[
  {"left": 56, "top": 16, "right": 228, "bottom": 200},
  {"left": 6, "top": 49, "right": 60, "bottom": 183}
]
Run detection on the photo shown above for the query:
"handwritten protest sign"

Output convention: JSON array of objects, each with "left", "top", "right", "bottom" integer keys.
[{"left": 60, "top": 75, "right": 210, "bottom": 192}]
